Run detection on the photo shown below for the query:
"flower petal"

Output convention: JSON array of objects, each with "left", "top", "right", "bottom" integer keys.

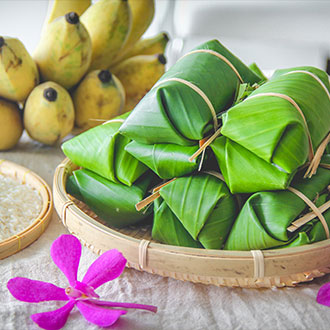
[
  {"left": 88, "top": 299, "right": 157, "bottom": 313},
  {"left": 76, "top": 301, "right": 127, "bottom": 327},
  {"left": 82, "top": 249, "right": 126, "bottom": 289},
  {"left": 51, "top": 235, "right": 81, "bottom": 286},
  {"left": 317, "top": 283, "right": 330, "bottom": 307},
  {"left": 31, "top": 300, "right": 75, "bottom": 330},
  {"left": 7, "top": 277, "right": 68, "bottom": 302}
]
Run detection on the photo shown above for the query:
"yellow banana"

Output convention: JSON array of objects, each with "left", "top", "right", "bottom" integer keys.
[
  {"left": 42, "top": 0, "right": 91, "bottom": 34},
  {"left": 111, "top": 32, "right": 169, "bottom": 66},
  {"left": 81, "top": 0, "right": 131, "bottom": 70},
  {"left": 45, "top": 0, "right": 91, "bottom": 24},
  {"left": 34, "top": 12, "right": 92, "bottom": 90},
  {"left": 0, "top": 99, "right": 23, "bottom": 150},
  {"left": 117, "top": 0, "right": 155, "bottom": 59},
  {"left": 111, "top": 53, "right": 166, "bottom": 113},
  {"left": 0, "top": 37, "right": 39, "bottom": 102},
  {"left": 73, "top": 69, "right": 125, "bottom": 130},
  {"left": 24, "top": 81, "right": 75, "bottom": 145}
]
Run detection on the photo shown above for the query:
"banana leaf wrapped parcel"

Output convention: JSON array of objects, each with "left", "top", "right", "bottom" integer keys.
[
  {"left": 211, "top": 66, "right": 330, "bottom": 193},
  {"left": 151, "top": 172, "right": 238, "bottom": 249},
  {"left": 224, "top": 155, "right": 330, "bottom": 250},
  {"left": 152, "top": 198, "right": 202, "bottom": 248},
  {"left": 67, "top": 169, "right": 156, "bottom": 228},
  {"left": 125, "top": 141, "right": 200, "bottom": 179},
  {"left": 120, "top": 39, "right": 262, "bottom": 146},
  {"left": 62, "top": 112, "right": 148, "bottom": 186}
]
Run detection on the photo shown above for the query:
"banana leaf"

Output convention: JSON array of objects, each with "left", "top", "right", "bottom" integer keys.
[
  {"left": 248, "top": 62, "right": 268, "bottom": 83},
  {"left": 67, "top": 169, "right": 155, "bottom": 228},
  {"left": 152, "top": 198, "right": 202, "bottom": 248},
  {"left": 125, "top": 141, "right": 199, "bottom": 179},
  {"left": 224, "top": 155, "right": 330, "bottom": 250},
  {"left": 119, "top": 39, "right": 261, "bottom": 146},
  {"left": 157, "top": 172, "right": 238, "bottom": 249},
  {"left": 62, "top": 112, "right": 148, "bottom": 186},
  {"left": 211, "top": 66, "right": 330, "bottom": 193},
  {"left": 284, "top": 193, "right": 329, "bottom": 247}
]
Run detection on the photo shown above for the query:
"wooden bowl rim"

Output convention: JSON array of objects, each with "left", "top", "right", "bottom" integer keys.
[{"left": 0, "top": 159, "right": 53, "bottom": 258}]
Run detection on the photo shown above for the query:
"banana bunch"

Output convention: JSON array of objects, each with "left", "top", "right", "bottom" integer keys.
[
  {"left": 1, "top": 0, "right": 169, "bottom": 149},
  {"left": 34, "top": 12, "right": 92, "bottom": 90},
  {"left": 112, "top": 53, "right": 167, "bottom": 113},
  {"left": 0, "top": 36, "right": 39, "bottom": 102},
  {"left": 73, "top": 69, "right": 125, "bottom": 130}
]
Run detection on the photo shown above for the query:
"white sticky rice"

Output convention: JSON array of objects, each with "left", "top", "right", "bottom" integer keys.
[{"left": 0, "top": 173, "right": 42, "bottom": 241}]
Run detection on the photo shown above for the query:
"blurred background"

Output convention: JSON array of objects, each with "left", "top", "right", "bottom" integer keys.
[{"left": 0, "top": 0, "right": 330, "bottom": 72}]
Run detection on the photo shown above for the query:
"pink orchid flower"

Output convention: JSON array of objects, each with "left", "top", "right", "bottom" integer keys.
[
  {"left": 317, "top": 283, "right": 330, "bottom": 307},
  {"left": 7, "top": 234, "right": 157, "bottom": 330}
]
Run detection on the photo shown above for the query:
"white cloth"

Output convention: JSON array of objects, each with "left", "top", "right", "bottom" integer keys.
[{"left": 1, "top": 134, "right": 330, "bottom": 330}]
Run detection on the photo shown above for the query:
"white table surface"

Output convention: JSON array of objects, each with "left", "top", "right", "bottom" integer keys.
[{"left": 1, "top": 133, "right": 330, "bottom": 330}]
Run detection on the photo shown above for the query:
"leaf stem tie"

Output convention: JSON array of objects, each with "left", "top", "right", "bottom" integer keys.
[
  {"left": 102, "top": 119, "right": 125, "bottom": 125},
  {"left": 248, "top": 92, "right": 314, "bottom": 162},
  {"left": 320, "top": 163, "right": 330, "bottom": 170},
  {"left": 304, "top": 132, "right": 330, "bottom": 178},
  {"left": 138, "top": 239, "right": 151, "bottom": 270},
  {"left": 283, "top": 70, "right": 330, "bottom": 101},
  {"left": 282, "top": 70, "right": 330, "bottom": 178},
  {"left": 189, "top": 127, "right": 222, "bottom": 162},
  {"left": 180, "top": 49, "right": 244, "bottom": 84},
  {"left": 135, "top": 179, "right": 177, "bottom": 211},
  {"left": 202, "top": 170, "right": 225, "bottom": 182},
  {"left": 154, "top": 77, "right": 219, "bottom": 132},
  {"left": 152, "top": 49, "right": 243, "bottom": 135},
  {"left": 251, "top": 250, "right": 264, "bottom": 279},
  {"left": 287, "top": 186, "right": 330, "bottom": 238}
]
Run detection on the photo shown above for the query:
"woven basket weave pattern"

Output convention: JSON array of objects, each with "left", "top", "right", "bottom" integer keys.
[{"left": 53, "top": 158, "right": 330, "bottom": 288}]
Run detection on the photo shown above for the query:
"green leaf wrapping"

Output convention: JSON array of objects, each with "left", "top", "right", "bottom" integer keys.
[
  {"left": 67, "top": 169, "right": 154, "bottom": 228},
  {"left": 158, "top": 172, "right": 238, "bottom": 249},
  {"left": 62, "top": 112, "right": 148, "bottom": 186},
  {"left": 152, "top": 198, "right": 202, "bottom": 248},
  {"left": 211, "top": 136, "right": 292, "bottom": 193},
  {"left": 224, "top": 155, "right": 330, "bottom": 250},
  {"left": 125, "top": 141, "right": 199, "bottom": 179},
  {"left": 212, "top": 66, "right": 330, "bottom": 193},
  {"left": 119, "top": 39, "right": 261, "bottom": 146}
]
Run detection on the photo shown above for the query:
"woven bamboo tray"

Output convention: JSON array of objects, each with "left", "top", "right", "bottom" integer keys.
[
  {"left": 0, "top": 160, "right": 53, "bottom": 259},
  {"left": 53, "top": 158, "right": 330, "bottom": 288}
]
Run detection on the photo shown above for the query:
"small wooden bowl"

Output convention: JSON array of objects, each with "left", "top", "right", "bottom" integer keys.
[
  {"left": 53, "top": 158, "right": 330, "bottom": 288},
  {"left": 0, "top": 160, "right": 53, "bottom": 259}
]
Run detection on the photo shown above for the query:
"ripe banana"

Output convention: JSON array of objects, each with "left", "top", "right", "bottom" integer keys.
[
  {"left": 81, "top": 0, "right": 131, "bottom": 70},
  {"left": 111, "top": 53, "right": 166, "bottom": 113},
  {"left": 0, "top": 36, "right": 39, "bottom": 102},
  {"left": 24, "top": 81, "right": 74, "bottom": 145},
  {"left": 42, "top": 0, "right": 91, "bottom": 34},
  {"left": 0, "top": 99, "right": 23, "bottom": 150},
  {"left": 111, "top": 32, "right": 169, "bottom": 66},
  {"left": 45, "top": 0, "right": 91, "bottom": 24},
  {"left": 117, "top": 0, "right": 155, "bottom": 58},
  {"left": 73, "top": 69, "right": 125, "bottom": 130},
  {"left": 34, "top": 12, "right": 92, "bottom": 90}
]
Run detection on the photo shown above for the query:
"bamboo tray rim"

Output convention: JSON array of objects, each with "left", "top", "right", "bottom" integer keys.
[
  {"left": 56, "top": 157, "right": 330, "bottom": 259},
  {"left": 0, "top": 159, "right": 53, "bottom": 258}
]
